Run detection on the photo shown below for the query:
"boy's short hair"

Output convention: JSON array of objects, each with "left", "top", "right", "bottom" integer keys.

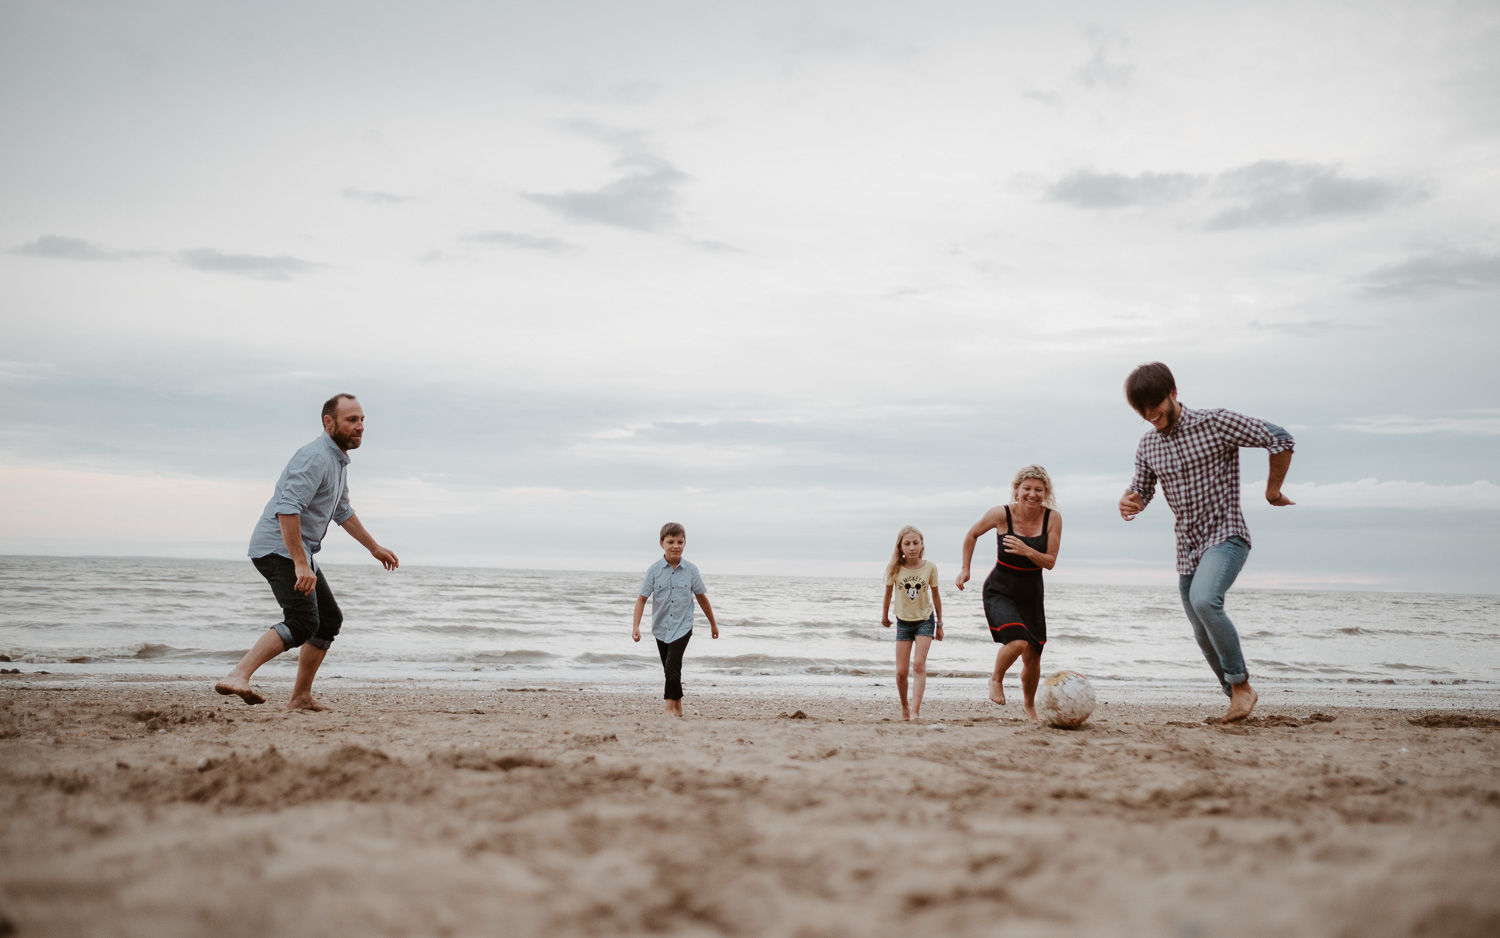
[
  {"left": 1124, "top": 362, "right": 1176, "bottom": 413},
  {"left": 659, "top": 522, "right": 686, "bottom": 541}
]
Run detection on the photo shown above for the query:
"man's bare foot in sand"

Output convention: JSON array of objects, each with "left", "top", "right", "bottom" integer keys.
[
  {"left": 989, "top": 678, "right": 1006, "bottom": 706},
  {"left": 285, "top": 694, "right": 330, "bottom": 712},
  {"left": 214, "top": 679, "right": 265, "bottom": 706},
  {"left": 1022, "top": 702, "right": 1039, "bottom": 723},
  {"left": 1223, "top": 683, "right": 1258, "bottom": 722}
]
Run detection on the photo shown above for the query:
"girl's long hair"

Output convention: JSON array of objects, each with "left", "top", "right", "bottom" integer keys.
[
  {"left": 1011, "top": 464, "right": 1059, "bottom": 509},
  {"left": 885, "top": 525, "right": 925, "bottom": 583}
]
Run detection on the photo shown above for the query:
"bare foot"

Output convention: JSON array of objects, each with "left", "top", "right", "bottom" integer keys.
[
  {"left": 1023, "top": 703, "right": 1039, "bottom": 723},
  {"left": 910, "top": 710, "right": 922, "bottom": 722},
  {"left": 214, "top": 679, "right": 265, "bottom": 706},
  {"left": 1223, "top": 684, "right": 1258, "bottom": 723},
  {"left": 901, "top": 704, "right": 911, "bottom": 721},
  {"left": 285, "top": 695, "right": 330, "bottom": 712},
  {"left": 989, "top": 678, "right": 1006, "bottom": 706}
]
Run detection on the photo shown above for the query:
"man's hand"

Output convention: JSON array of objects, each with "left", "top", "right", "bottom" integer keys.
[
  {"left": 954, "top": 568, "right": 970, "bottom": 592},
  {"left": 1266, "top": 490, "right": 1295, "bottom": 507},
  {"left": 1119, "top": 491, "right": 1145, "bottom": 521},
  {"left": 371, "top": 546, "right": 399, "bottom": 570},
  {"left": 293, "top": 561, "right": 317, "bottom": 595}
]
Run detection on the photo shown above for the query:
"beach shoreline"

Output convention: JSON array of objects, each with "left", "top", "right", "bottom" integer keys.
[{"left": 3, "top": 679, "right": 1499, "bottom": 937}]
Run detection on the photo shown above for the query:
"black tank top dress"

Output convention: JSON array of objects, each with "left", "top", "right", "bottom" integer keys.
[{"left": 982, "top": 506, "right": 1049, "bottom": 649}]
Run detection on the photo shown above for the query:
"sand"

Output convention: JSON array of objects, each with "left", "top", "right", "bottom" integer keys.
[{"left": 2, "top": 675, "right": 1499, "bottom": 938}]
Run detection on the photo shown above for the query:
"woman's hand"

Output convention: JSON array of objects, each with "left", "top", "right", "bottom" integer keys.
[
  {"left": 1001, "top": 535, "right": 1032, "bottom": 558},
  {"left": 954, "top": 568, "right": 970, "bottom": 591}
]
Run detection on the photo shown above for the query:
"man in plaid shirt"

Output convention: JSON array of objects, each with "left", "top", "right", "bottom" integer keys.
[{"left": 1118, "top": 362, "right": 1295, "bottom": 722}]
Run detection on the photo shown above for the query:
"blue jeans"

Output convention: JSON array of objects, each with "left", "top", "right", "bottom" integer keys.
[{"left": 1178, "top": 537, "right": 1249, "bottom": 697}]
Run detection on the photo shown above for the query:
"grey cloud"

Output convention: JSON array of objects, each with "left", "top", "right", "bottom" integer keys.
[
  {"left": 1046, "top": 170, "right": 1204, "bottom": 208},
  {"left": 525, "top": 153, "right": 688, "bottom": 232},
  {"left": 175, "top": 249, "right": 320, "bottom": 281},
  {"left": 1361, "top": 250, "right": 1500, "bottom": 296},
  {"left": 11, "top": 235, "right": 153, "bottom": 261},
  {"left": 342, "top": 188, "right": 412, "bottom": 205},
  {"left": 1247, "top": 318, "right": 1369, "bottom": 335},
  {"left": 1206, "top": 161, "right": 1408, "bottom": 230},
  {"left": 465, "top": 231, "right": 575, "bottom": 252},
  {"left": 1045, "top": 161, "right": 1410, "bottom": 227},
  {"left": 538, "top": 72, "right": 659, "bottom": 106},
  {"left": 1075, "top": 29, "right": 1133, "bottom": 89},
  {"left": 685, "top": 237, "right": 744, "bottom": 254}
]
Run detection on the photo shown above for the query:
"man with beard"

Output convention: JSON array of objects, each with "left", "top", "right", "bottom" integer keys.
[{"left": 215, "top": 393, "right": 399, "bottom": 710}]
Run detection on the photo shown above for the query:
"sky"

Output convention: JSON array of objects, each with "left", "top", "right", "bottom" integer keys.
[{"left": 1, "top": 0, "right": 1497, "bottom": 592}]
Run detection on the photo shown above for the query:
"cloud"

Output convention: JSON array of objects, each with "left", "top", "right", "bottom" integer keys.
[
  {"left": 1360, "top": 250, "right": 1500, "bottom": 296},
  {"left": 10, "top": 235, "right": 153, "bottom": 261},
  {"left": 1337, "top": 412, "right": 1500, "bottom": 435},
  {"left": 1044, "top": 161, "right": 1411, "bottom": 228},
  {"left": 464, "top": 231, "right": 575, "bottom": 252},
  {"left": 525, "top": 153, "right": 688, "bottom": 231},
  {"left": 175, "top": 249, "right": 320, "bottom": 281},
  {"left": 1252, "top": 477, "right": 1500, "bottom": 510},
  {"left": 1206, "top": 161, "right": 1410, "bottom": 229},
  {"left": 1046, "top": 170, "right": 1204, "bottom": 208},
  {"left": 537, "top": 72, "right": 660, "bottom": 106},
  {"left": 1075, "top": 28, "right": 1133, "bottom": 89},
  {"left": 1247, "top": 318, "right": 1369, "bottom": 334},
  {"left": 341, "top": 188, "right": 412, "bottom": 205}
]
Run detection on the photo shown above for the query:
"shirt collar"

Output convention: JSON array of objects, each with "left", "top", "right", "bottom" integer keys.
[
  {"left": 1157, "top": 403, "right": 1201, "bottom": 437},
  {"left": 321, "top": 432, "right": 351, "bottom": 465}
]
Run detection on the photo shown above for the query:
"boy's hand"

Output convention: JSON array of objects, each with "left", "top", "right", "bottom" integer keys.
[
  {"left": 631, "top": 625, "right": 641, "bottom": 643},
  {"left": 710, "top": 623, "right": 719, "bottom": 639},
  {"left": 881, "top": 615, "right": 892, "bottom": 628}
]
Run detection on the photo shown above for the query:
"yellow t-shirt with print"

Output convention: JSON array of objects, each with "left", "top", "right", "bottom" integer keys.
[{"left": 887, "top": 560, "right": 938, "bottom": 622}]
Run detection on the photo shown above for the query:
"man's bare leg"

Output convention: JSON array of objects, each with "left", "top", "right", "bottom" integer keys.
[
  {"left": 285, "top": 643, "right": 330, "bottom": 711},
  {"left": 214, "top": 629, "right": 285, "bottom": 705},
  {"left": 1223, "top": 680, "right": 1258, "bottom": 722},
  {"left": 895, "top": 640, "right": 913, "bottom": 720},
  {"left": 989, "top": 640, "right": 1027, "bottom": 706},
  {"left": 910, "top": 636, "right": 932, "bottom": 721},
  {"left": 1020, "top": 647, "right": 1042, "bottom": 723}
]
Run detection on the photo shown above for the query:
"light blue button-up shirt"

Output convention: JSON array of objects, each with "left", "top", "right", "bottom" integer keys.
[
  {"left": 247, "top": 432, "right": 353, "bottom": 569},
  {"left": 638, "top": 558, "right": 707, "bottom": 643}
]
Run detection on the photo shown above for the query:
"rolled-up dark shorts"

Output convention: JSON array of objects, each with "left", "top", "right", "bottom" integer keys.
[{"left": 251, "top": 554, "right": 343, "bottom": 651}]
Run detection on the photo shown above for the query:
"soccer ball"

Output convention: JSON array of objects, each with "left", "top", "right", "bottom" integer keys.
[{"left": 1038, "top": 670, "right": 1095, "bottom": 727}]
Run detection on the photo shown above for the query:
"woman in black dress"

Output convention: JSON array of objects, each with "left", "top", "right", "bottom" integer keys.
[{"left": 956, "top": 465, "right": 1063, "bottom": 722}]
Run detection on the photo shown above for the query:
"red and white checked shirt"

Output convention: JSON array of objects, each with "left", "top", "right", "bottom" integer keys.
[{"left": 1129, "top": 405, "right": 1295, "bottom": 575}]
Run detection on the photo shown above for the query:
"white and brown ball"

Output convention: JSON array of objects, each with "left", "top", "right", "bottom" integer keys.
[{"left": 1037, "top": 669, "right": 1095, "bottom": 727}]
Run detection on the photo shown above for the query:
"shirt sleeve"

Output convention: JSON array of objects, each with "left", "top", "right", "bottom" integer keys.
[
  {"left": 273, "top": 454, "right": 320, "bottom": 516},
  {"left": 1129, "top": 441, "right": 1157, "bottom": 508},
  {"left": 690, "top": 565, "right": 707, "bottom": 595},
  {"left": 333, "top": 478, "right": 354, "bottom": 525},
  {"left": 1215, "top": 409, "right": 1295, "bottom": 453},
  {"left": 639, "top": 568, "right": 654, "bottom": 598},
  {"left": 927, "top": 562, "right": 939, "bottom": 586}
]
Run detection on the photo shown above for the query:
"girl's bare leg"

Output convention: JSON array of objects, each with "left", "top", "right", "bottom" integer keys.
[
  {"left": 989, "top": 640, "right": 1029, "bottom": 706},
  {"left": 1020, "top": 645, "right": 1042, "bottom": 722},
  {"left": 910, "top": 635, "right": 934, "bottom": 720},
  {"left": 895, "top": 640, "right": 913, "bottom": 720}
]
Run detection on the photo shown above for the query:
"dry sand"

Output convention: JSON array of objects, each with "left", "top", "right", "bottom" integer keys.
[{"left": 2, "top": 676, "right": 1499, "bottom": 938}]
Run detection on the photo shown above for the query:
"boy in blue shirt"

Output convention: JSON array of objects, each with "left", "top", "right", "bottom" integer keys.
[{"left": 631, "top": 522, "right": 719, "bottom": 717}]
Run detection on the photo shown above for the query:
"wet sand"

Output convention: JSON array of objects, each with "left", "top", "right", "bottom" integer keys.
[{"left": 2, "top": 676, "right": 1499, "bottom": 937}]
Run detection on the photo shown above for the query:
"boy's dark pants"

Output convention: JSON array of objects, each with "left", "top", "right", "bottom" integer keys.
[
  {"left": 251, "top": 553, "right": 343, "bottom": 651},
  {"left": 656, "top": 631, "right": 692, "bottom": 700}
]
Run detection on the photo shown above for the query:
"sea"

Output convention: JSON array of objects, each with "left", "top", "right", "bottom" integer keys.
[{"left": 2, "top": 555, "right": 1498, "bottom": 707}]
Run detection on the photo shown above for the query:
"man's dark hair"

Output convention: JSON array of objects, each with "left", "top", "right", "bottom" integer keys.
[
  {"left": 659, "top": 522, "right": 686, "bottom": 541},
  {"left": 321, "top": 393, "right": 358, "bottom": 421},
  {"left": 1124, "top": 363, "right": 1176, "bottom": 413}
]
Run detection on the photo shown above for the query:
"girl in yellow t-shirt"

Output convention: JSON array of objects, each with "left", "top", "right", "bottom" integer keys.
[{"left": 881, "top": 525, "right": 944, "bottom": 721}]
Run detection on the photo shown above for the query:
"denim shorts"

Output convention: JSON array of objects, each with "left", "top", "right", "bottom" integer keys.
[{"left": 895, "top": 614, "right": 936, "bottom": 641}]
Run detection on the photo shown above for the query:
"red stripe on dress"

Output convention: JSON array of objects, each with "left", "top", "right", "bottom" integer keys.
[{"left": 995, "top": 559, "right": 1040, "bottom": 572}]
